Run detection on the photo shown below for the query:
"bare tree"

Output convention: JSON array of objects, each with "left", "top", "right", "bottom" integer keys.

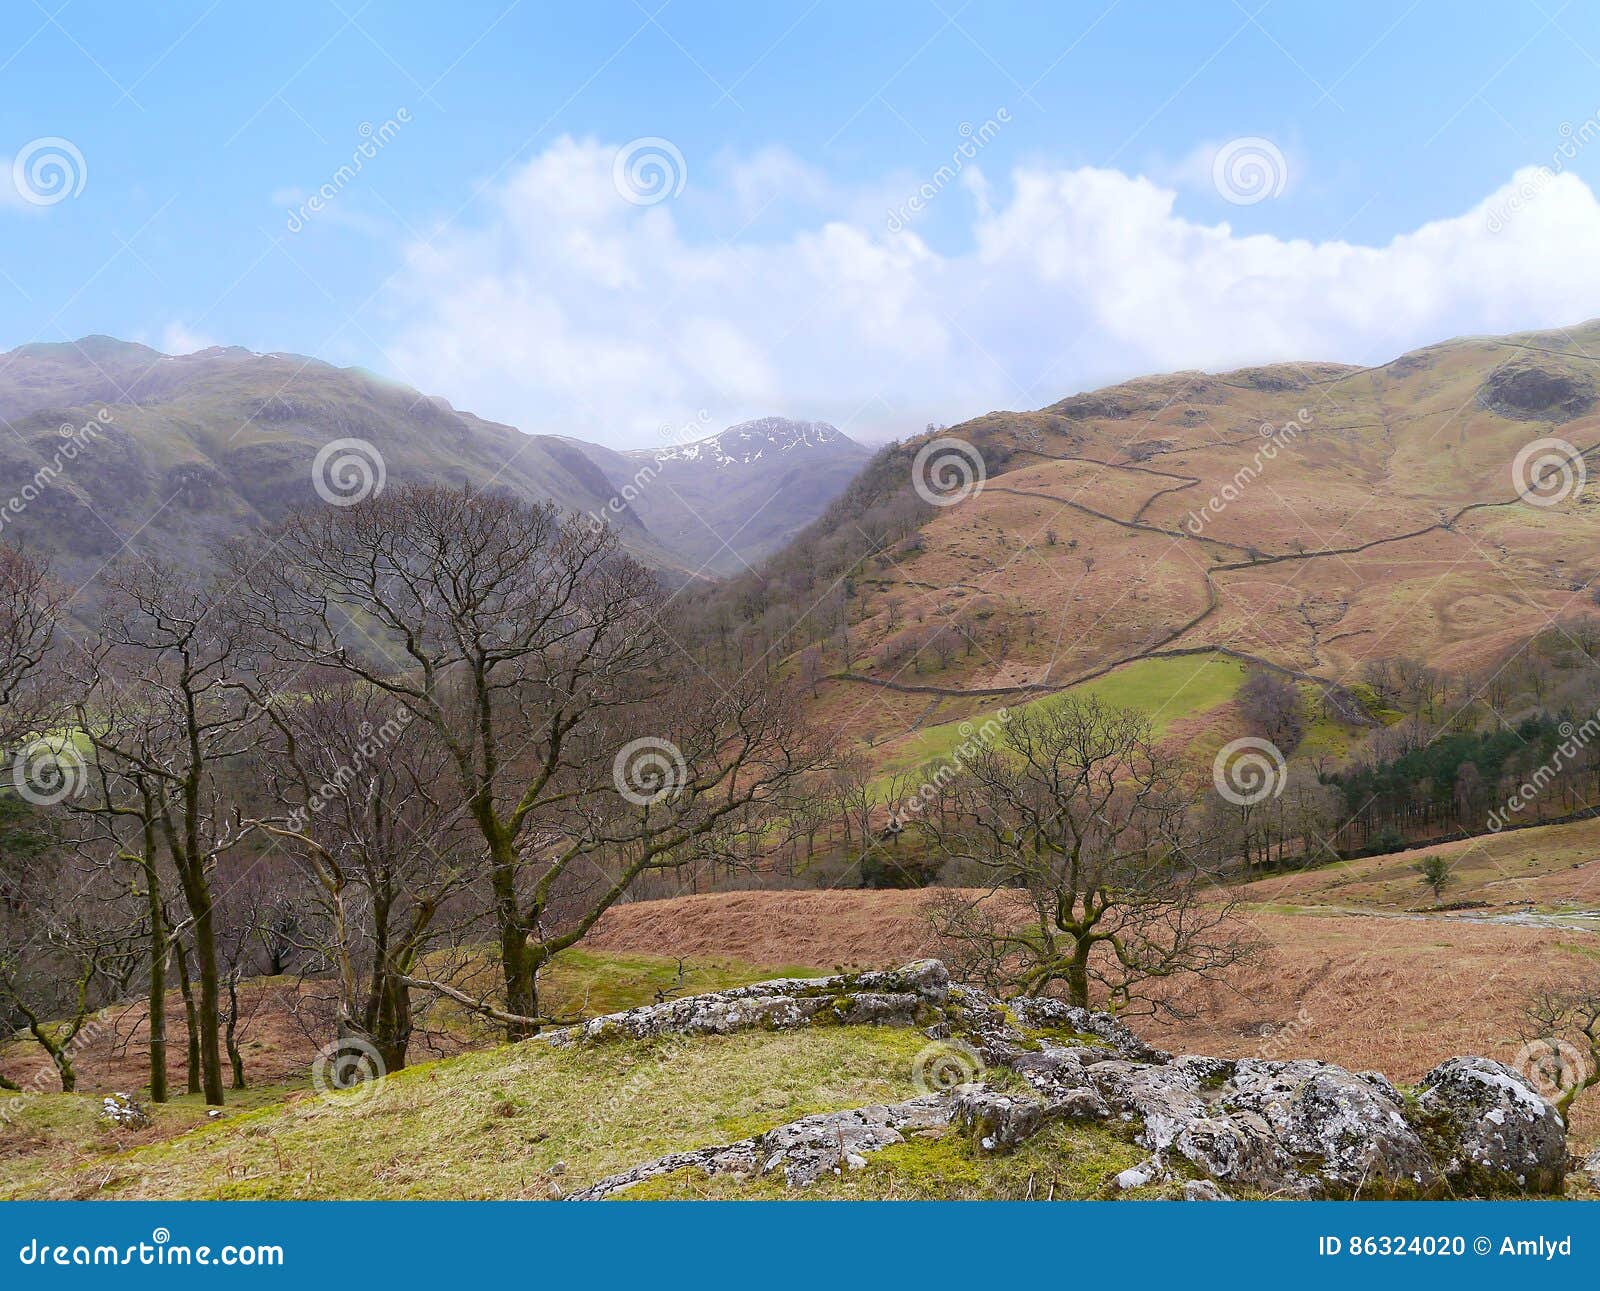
[
  {"left": 64, "top": 770, "right": 174, "bottom": 1102},
  {"left": 1522, "top": 980, "right": 1600, "bottom": 1121},
  {"left": 0, "top": 544, "right": 62, "bottom": 743},
  {"left": 252, "top": 682, "right": 474, "bottom": 1073},
  {"left": 926, "top": 696, "right": 1259, "bottom": 1017},
  {"left": 1237, "top": 667, "right": 1305, "bottom": 755},
  {"left": 0, "top": 858, "right": 140, "bottom": 1092},
  {"left": 236, "top": 486, "right": 830, "bottom": 1035},
  {"left": 65, "top": 562, "right": 261, "bottom": 1104}
]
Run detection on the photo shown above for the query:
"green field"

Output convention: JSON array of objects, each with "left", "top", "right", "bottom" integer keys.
[{"left": 874, "top": 652, "right": 1249, "bottom": 781}]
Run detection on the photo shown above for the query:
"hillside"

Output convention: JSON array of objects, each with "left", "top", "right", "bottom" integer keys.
[
  {"left": 9, "top": 811, "right": 1598, "bottom": 1191},
  {"left": 5, "top": 955, "right": 1590, "bottom": 1201},
  {"left": 754, "top": 321, "right": 1600, "bottom": 753},
  {"left": 0, "top": 339, "right": 865, "bottom": 601}
]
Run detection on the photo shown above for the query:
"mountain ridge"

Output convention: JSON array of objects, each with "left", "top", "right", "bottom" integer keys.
[
  {"left": 0, "top": 338, "right": 867, "bottom": 599},
  {"left": 710, "top": 318, "right": 1600, "bottom": 754}
]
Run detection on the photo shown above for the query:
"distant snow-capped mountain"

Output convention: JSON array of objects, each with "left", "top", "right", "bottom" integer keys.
[
  {"left": 638, "top": 417, "right": 855, "bottom": 469},
  {"left": 578, "top": 417, "right": 872, "bottom": 575},
  {"left": 0, "top": 341, "right": 876, "bottom": 607}
]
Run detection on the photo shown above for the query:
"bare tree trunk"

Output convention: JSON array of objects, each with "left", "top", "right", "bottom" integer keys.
[
  {"left": 371, "top": 967, "right": 413, "bottom": 1074},
  {"left": 176, "top": 859, "right": 226, "bottom": 1105},
  {"left": 1065, "top": 942, "right": 1091, "bottom": 1010},
  {"left": 144, "top": 864, "right": 168, "bottom": 1104},
  {"left": 224, "top": 971, "right": 246, "bottom": 1091},
  {"left": 173, "top": 936, "right": 202, "bottom": 1096}
]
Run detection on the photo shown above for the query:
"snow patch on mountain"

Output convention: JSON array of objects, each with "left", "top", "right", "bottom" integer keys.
[{"left": 626, "top": 417, "right": 852, "bottom": 468}]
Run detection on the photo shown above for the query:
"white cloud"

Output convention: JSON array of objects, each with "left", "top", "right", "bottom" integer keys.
[
  {"left": 0, "top": 157, "right": 45, "bottom": 212},
  {"left": 160, "top": 321, "right": 219, "bottom": 355},
  {"left": 385, "top": 139, "right": 1600, "bottom": 448}
]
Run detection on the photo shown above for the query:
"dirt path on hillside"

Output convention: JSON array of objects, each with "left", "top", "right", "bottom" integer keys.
[{"left": 833, "top": 435, "right": 1600, "bottom": 724}]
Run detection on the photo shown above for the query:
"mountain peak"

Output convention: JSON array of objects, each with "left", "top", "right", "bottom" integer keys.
[{"left": 638, "top": 416, "right": 856, "bottom": 468}]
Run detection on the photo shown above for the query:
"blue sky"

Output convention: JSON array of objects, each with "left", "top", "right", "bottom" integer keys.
[{"left": 6, "top": 1, "right": 1600, "bottom": 445}]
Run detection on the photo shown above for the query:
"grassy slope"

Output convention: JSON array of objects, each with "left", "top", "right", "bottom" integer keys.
[
  {"left": 872, "top": 651, "right": 1356, "bottom": 785},
  {"left": 1237, "top": 812, "right": 1600, "bottom": 921},
  {"left": 6, "top": 921, "right": 1599, "bottom": 1199},
  {"left": 809, "top": 323, "right": 1600, "bottom": 768},
  {"left": 5, "top": 1027, "right": 931, "bottom": 1200},
  {"left": 873, "top": 653, "right": 1246, "bottom": 781},
  {"left": 2, "top": 1017, "right": 1215, "bottom": 1202}
]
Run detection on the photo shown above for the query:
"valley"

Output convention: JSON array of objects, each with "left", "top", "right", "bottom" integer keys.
[{"left": 5, "top": 320, "right": 1600, "bottom": 1202}]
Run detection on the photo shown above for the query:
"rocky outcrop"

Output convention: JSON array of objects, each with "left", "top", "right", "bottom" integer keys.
[
  {"left": 1479, "top": 362, "right": 1594, "bottom": 421},
  {"left": 547, "top": 960, "right": 949, "bottom": 1047},
  {"left": 1414, "top": 1057, "right": 1569, "bottom": 1194},
  {"left": 951, "top": 1085, "right": 1052, "bottom": 1152},
  {"left": 562, "top": 961, "right": 1573, "bottom": 1200},
  {"left": 571, "top": 1095, "right": 950, "bottom": 1199}
]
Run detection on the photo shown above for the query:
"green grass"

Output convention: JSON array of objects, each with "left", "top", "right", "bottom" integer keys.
[
  {"left": 626, "top": 1118, "right": 1182, "bottom": 1200},
  {"left": 0, "top": 1082, "right": 306, "bottom": 1200},
  {"left": 539, "top": 949, "right": 822, "bottom": 1018},
  {"left": 875, "top": 652, "right": 1249, "bottom": 783},
  {"left": 1, "top": 947, "right": 832, "bottom": 1199},
  {"left": 4, "top": 1026, "right": 935, "bottom": 1200}
]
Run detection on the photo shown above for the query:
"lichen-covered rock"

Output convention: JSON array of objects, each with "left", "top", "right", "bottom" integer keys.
[
  {"left": 1082, "top": 1057, "right": 1436, "bottom": 1196},
  {"left": 1221, "top": 1060, "right": 1436, "bottom": 1196},
  {"left": 1414, "top": 1057, "right": 1567, "bottom": 1194},
  {"left": 952, "top": 1084, "right": 1049, "bottom": 1152},
  {"left": 1009, "top": 996, "right": 1170, "bottom": 1063},
  {"left": 944, "top": 985, "right": 1033, "bottom": 1068},
  {"left": 1175, "top": 1055, "right": 1236, "bottom": 1087},
  {"left": 1010, "top": 1048, "right": 1113, "bottom": 1120},
  {"left": 549, "top": 961, "right": 949, "bottom": 1047},
  {"left": 1359, "top": 1071, "right": 1405, "bottom": 1105},
  {"left": 755, "top": 1097, "right": 950, "bottom": 1185},
  {"left": 1085, "top": 1059, "right": 1208, "bottom": 1125},
  {"left": 1082, "top": 1060, "right": 1284, "bottom": 1186},
  {"left": 573, "top": 1094, "right": 951, "bottom": 1197},
  {"left": 100, "top": 1092, "right": 152, "bottom": 1129},
  {"left": 1183, "top": 1179, "right": 1230, "bottom": 1201},
  {"left": 553, "top": 962, "right": 1578, "bottom": 1200},
  {"left": 1114, "top": 1156, "right": 1173, "bottom": 1190}
]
